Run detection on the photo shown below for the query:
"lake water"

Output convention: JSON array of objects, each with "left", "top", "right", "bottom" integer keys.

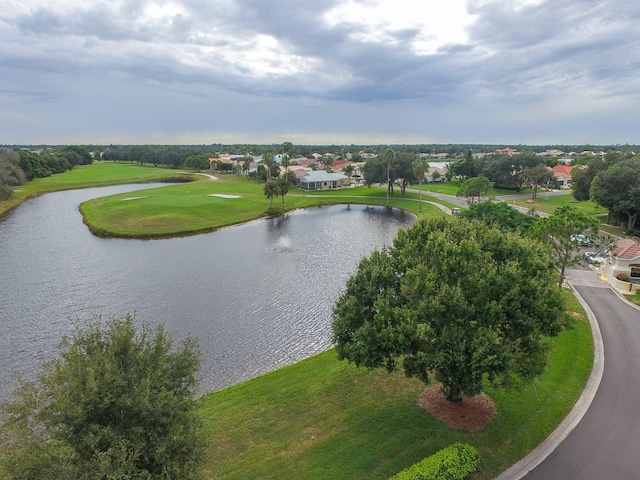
[{"left": 0, "top": 184, "right": 414, "bottom": 398}]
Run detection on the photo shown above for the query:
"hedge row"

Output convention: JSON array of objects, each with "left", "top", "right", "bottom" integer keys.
[{"left": 389, "top": 443, "right": 479, "bottom": 480}]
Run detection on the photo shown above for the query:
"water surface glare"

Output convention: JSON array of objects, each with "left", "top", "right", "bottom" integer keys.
[{"left": 0, "top": 185, "right": 414, "bottom": 397}]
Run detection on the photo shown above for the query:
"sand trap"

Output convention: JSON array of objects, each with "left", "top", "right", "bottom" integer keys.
[
  {"left": 120, "top": 196, "right": 148, "bottom": 201},
  {"left": 207, "top": 194, "right": 241, "bottom": 199}
]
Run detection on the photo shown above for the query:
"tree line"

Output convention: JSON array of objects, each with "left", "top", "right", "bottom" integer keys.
[{"left": 0, "top": 146, "right": 93, "bottom": 200}]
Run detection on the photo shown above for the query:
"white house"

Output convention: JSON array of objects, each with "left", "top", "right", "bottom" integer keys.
[
  {"left": 601, "top": 239, "right": 640, "bottom": 292},
  {"left": 299, "top": 171, "right": 350, "bottom": 191}
]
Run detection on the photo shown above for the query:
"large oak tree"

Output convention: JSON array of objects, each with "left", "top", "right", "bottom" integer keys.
[{"left": 332, "top": 217, "right": 565, "bottom": 403}]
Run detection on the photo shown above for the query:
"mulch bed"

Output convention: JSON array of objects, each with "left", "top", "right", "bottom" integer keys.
[{"left": 419, "top": 385, "right": 496, "bottom": 431}]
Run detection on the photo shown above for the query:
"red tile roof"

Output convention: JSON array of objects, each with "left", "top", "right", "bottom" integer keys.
[{"left": 612, "top": 239, "right": 640, "bottom": 260}]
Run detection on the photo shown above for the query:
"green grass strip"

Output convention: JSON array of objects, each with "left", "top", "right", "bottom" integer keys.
[{"left": 197, "top": 296, "right": 593, "bottom": 480}]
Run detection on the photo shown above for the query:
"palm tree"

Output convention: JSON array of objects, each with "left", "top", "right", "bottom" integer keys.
[
  {"left": 264, "top": 181, "right": 278, "bottom": 206},
  {"left": 412, "top": 157, "right": 430, "bottom": 211},
  {"left": 383, "top": 148, "right": 395, "bottom": 204}
]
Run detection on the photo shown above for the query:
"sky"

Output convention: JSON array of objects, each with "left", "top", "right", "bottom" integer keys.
[{"left": 1, "top": 0, "right": 639, "bottom": 146}]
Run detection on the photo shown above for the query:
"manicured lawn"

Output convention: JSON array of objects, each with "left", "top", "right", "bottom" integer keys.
[
  {"left": 414, "top": 180, "right": 520, "bottom": 197},
  {"left": 0, "top": 162, "right": 190, "bottom": 217},
  {"left": 80, "top": 176, "right": 448, "bottom": 238},
  {"left": 513, "top": 194, "right": 606, "bottom": 216},
  {"left": 197, "top": 293, "right": 593, "bottom": 480}
]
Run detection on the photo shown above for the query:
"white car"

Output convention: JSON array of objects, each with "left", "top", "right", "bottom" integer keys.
[{"left": 571, "top": 234, "right": 590, "bottom": 246}]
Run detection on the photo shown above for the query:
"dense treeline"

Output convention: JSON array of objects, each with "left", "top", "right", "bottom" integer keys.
[{"left": 0, "top": 146, "right": 93, "bottom": 200}]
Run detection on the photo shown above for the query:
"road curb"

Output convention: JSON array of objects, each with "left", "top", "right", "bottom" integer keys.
[{"left": 494, "top": 283, "right": 604, "bottom": 479}]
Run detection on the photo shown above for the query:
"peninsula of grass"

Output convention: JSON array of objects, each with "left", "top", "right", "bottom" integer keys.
[
  {"left": 79, "top": 173, "right": 447, "bottom": 238},
  {"left": 0, "top": 162, "right": 192, "bottom": 218},
  {"left": 197, "top": 291, "right": 593, "bottom": 480}
]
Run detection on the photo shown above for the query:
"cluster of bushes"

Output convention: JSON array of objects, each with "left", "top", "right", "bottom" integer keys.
[{"left": 389, "top": 443, "right": 479, "bottom": 480}]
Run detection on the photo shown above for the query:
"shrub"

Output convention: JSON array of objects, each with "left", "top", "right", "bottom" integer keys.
[
  {"left": 389, "top": 443, "right": 479, "bottom": 480},
  {"left": 616, "top": 272, "right": 630, "bottom": 282}
]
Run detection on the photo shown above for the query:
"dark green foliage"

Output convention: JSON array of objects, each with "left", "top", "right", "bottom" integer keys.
[
  {"left": 456, "top": 176, "right": 494, "bottom": 204},
  {"left": 389, "top": 443, "right": 480, "bottom": 480},
  {"left": 529, "top": 206, "right": 601, "bottom": 286},
  {"left": 460, "top": 201, "right": 536, "bottom": 234},
  {"left": 0, "top": 315, "right": 205, "bottom": 480},
  {"left": 58, "top": 145, "right": 93, "bottom": 166},
  {"left": 590, "top": 157, "right": 640, "bottom": 231},
  {"left": 332, "top": 217, "right": 564, "bottom": 402},
  {"left": 185, "top": 154, "right": 209, "bottom": 171},
  {"left": 0, "top": 149, "right": 26, "bottom": 199}
]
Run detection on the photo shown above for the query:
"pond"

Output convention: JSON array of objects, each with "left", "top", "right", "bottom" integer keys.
[{"left": 0, "top": 184, "right": 415, "bottom": 397}]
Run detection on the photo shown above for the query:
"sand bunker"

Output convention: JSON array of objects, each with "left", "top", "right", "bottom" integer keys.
[
  {"left": 207, "top": 194, "right": 241, "bottom": 199},
  {"left": 120, "top": 196, "right": 148, "bottom": 201}
]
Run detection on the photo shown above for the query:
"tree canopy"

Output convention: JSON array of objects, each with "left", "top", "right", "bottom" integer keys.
[
  {"left": 459, "top": 201, "right": 536, "bottom": 235},
  {"left": 529, "top": 206, "right": 600, "bottom": 286},
  {"left": 332, "top": 217, "right": 565, "bottom": 402},
  {"left": 0, "top": 315, "right": 205, "bottom": 480},
  {"left": 456, "top": 176, "right": 494, "bottom": 204},
  {"left": 590, "top": 157, "right": 640, "bottom": 231}
]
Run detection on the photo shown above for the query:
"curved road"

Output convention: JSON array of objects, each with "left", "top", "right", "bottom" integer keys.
[{"left": 506, "top": 268, "right": 640, "bottom": 479}]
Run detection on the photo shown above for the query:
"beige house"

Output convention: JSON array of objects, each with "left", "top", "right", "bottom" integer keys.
[
  {"left": 601, "top": 239, "right": 640, "bottom": 292},
  {"left": 424, "top": 166, "right": 448, "bottom": 183}
]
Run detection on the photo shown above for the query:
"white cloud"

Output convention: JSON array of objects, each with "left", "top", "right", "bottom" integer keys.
[
  {"left": 323, "top": 0, "right": 475, "bottom": 54},
  {"left": 0, "top": 0, "right": 639, "bottom": 144}
]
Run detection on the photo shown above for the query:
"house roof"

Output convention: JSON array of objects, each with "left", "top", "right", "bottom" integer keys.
[
  {"left": 552, "top": 165, "right": 573, "bottom": 180},
  {"left": 611, "top": 239, "right": 640, "bottom": 260},
  {"left": 302, "top": 171, "right": 348, "bottom": 182}
]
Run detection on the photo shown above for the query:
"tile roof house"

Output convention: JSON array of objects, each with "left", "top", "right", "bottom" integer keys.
[
  {"left": 602, "top": 239, "right": 640, "bottom": 291},
  {"left": 552, "top": 165, "right": 574, "bottom": 188}
]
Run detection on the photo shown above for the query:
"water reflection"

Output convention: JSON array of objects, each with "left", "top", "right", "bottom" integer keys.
[{"left": 0, "top": 188, "right": 414, "bottom": 398}]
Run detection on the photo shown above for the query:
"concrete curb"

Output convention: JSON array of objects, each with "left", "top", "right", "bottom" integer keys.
[{"left": 494, "top": 283, "right": 604, "bottom": 479}]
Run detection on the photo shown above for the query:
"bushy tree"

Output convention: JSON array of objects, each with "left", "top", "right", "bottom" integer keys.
[
  {"left": 460, "top": 201, "right": 537, "bottom": 234},
  {"left": 456, "top": 176, "right": 494, "bottom": 204},
  {"left": 529, "top": 206, "right": 600, "bottom": 286},
  {"left": 590, "top": 158, "right": 640, "bottom": 231},
  {"left": 185, "top": 154, "right": 209, "bottom": 172},
  {"left": 332, "top": 217, "right": 564, "bottom": 403},
  {"left": 0, "top": 315, "right": 205, "bottom": 480}
]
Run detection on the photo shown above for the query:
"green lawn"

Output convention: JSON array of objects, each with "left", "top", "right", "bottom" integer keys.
[
  {"left": 2, "top": 162, "right": 597, "bottom": 479},
  {"left": 414, "top": 180, "right": 521, "bottom": 197},
  {"left": 512, "top": 194, "right": 606, "bottom": 216},
  {"left": 624, "top": 293, "right": 640, "bottom": 307},
  {"left": 198, "top": 294, "right": 593, "bottom": 480},
  {"left": 0, "top": 162, "right": 191, "bottom": 217},
  {"left": 80, "top": 175, "right": 448, "bottom": 238}
]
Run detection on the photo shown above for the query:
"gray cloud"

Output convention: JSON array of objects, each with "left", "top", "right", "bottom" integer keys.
[{"left": 0, "top": 0, "right": 639, "bottom": 144}]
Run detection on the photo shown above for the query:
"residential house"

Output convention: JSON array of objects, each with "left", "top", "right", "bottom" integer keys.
[
  {"left": 299, "top": 171, "right": 350, "bottom": 191},
  {"left": 496, "top": 147, "right": 518, "bottom": 156},
  {"left": 552, "top": 165, "right": 574, "bottom": 188},
  {"left": 601, "top": 239, "right": 640, "bottom": 291},
  {"left": 424, "top": 166, "right": 448, "bottom": 183}
]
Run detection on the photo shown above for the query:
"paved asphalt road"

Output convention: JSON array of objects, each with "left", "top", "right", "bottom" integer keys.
[{"left": 523, "top": 272, "right": 640, "bottom": 479}]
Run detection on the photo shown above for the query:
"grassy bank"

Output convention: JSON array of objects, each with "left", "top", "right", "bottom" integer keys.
[
  {"left": 79, "top": 174, "right": 448, "bottom": 238},
  {"left": 198, "top": 292, "right": 593, "bottom": 480},
  {"left": 0, "top": 162, "right": 191, "bottom": 218}
]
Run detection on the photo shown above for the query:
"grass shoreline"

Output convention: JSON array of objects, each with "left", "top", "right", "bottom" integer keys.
[{"left": 1, "top": 163, "right": 596, "bottom": 478}]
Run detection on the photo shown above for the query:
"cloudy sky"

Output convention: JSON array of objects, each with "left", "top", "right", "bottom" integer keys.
[{"left": 1, "top": 0, "right": 638, "bottom": 145}]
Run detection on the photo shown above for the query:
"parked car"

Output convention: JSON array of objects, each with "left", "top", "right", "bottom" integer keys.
[
  {"left": 571, "top": 234, "right": 590, "bottom": 246},
  {"left": 584, "top": 251, "right": 605, "bottom": 264}
]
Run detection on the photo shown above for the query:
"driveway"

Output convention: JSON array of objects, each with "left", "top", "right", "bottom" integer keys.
[{"left": 507, "top": 269, "right": 640, "bottom": 479}]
